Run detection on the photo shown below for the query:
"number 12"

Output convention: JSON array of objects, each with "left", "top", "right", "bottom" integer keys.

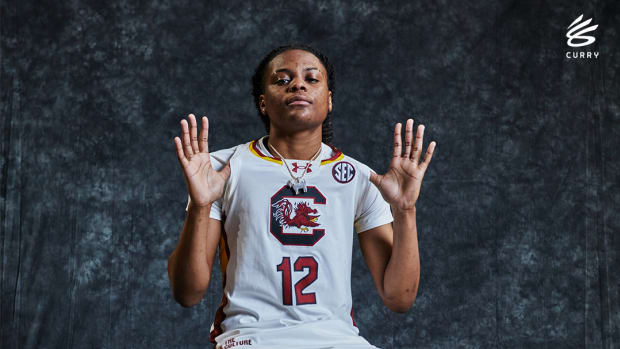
[{"left": 276, "top": 256, "right": 318, "bottom": 305}]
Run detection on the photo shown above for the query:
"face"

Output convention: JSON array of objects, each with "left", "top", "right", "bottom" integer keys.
[{"left": 259, "top": 49, "right": 332, "bottom": 133}]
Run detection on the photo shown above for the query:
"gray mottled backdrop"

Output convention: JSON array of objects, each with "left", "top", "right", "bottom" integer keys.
[{"left": 1, "top": 0, "right": 618, "bottom": 348}]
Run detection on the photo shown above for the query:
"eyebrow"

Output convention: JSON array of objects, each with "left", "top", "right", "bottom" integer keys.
[{"left": 274, "top": 67, "right": 319, "bottom": 74}]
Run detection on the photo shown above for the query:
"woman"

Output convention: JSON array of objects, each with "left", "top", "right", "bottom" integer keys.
[{"left": 168, "top": 44, "right": 436, "bottom": 349}]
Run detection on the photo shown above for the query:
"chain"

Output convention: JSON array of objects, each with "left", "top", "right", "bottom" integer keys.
[{"left": 267, "top": 139, "right": 321, "bottom": 184}]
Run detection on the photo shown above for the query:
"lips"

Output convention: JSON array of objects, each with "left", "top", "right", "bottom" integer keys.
[{"left": 286, "top": 95, "right": 312, "bottom": 105}]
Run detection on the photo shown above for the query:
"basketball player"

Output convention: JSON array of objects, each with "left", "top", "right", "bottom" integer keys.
[{"left": 168, "top": 44, "right": 436, "bottom": 349}]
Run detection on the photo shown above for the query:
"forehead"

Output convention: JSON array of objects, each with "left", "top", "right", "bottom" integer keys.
[{"left": 267, "top": 49, "right": 325, "bottom": 74}]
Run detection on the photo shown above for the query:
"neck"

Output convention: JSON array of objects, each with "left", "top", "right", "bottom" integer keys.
[{"left": 267, "top": 128, "right": 323, "bottom": 160}]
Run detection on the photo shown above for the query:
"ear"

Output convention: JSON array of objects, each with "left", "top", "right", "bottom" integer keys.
[
  {"left": 259, "top": 96, "right": 266, "bottom": 115},
  {"left": 328, "top": 91, "right": 332, "bottom": 113}
]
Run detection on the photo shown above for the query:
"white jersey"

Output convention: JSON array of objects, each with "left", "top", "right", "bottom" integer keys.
[{"left": 185, "top": 135, "right": 393, "bottom": 348}]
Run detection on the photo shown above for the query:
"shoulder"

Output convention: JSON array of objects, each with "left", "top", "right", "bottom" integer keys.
[
  {"left": 208, "top": 140, "right": 253, "bottom": 170},
  {"left": 332, "top": 149, "right": 374, "bottom": 181},
  {"left": 209, "top": 143, "right": 237, "bottom": 159},
  {"left": 209, "top": 139, "right": 255, "bottom": 162}
]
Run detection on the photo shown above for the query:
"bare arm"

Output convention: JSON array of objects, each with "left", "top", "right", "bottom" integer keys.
[
  {"left": 167, "top": 202, "right": 222, "bottom": 307},
  {"left": 359, "top": 208, "right": 420, "bottom": 313},
  {"left": 167, "top": 114, "right": 231, "bottom": 307},
  {"left": 366, "top": 118, "right": 435, "bottom": 313}
]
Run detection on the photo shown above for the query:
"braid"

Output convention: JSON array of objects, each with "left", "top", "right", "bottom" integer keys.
[{"left": 321, "top": 113, "right": 333, "bottom": 145}]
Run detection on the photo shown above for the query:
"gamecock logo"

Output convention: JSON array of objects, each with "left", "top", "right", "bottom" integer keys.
[{"left": 270, "top": 185, "right": 326, "bottom": 246}]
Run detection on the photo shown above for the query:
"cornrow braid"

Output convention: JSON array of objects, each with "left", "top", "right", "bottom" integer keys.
[{"left": 251, "top": 43, "right": 335, "bottom": 145}]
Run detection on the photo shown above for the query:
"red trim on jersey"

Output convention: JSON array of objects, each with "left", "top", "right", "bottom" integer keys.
[
  {"left": 210, "top": 287, "right": 228, "bottom": 344},
  {"left": 321, "top": 144, "right": 343, "bottom": 165},
  {"left": 250, "top": 138, "right": 282, "bottom": 162},
  {"left": 350, "top": 307, "right": 357, "bottom": 327},
  {"left": 250, "top": 137, "right": 344, "bottom": 166}
]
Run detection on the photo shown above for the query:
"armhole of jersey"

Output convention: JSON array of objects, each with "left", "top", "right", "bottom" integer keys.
[
  {"left": 209, "top": 146, "right": 238, "bottom": 343},
  {"left": 210, "top": 226, "right": 230, "bottom": 343}
]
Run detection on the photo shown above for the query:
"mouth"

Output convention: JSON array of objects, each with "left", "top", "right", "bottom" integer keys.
[{"left": 286, "top": 96, "right": 312, "bottom": 106}]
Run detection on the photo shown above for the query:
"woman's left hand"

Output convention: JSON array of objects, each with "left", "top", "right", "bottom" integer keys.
[{"left": 370, "top": 119, "right": 436, "bottom": 211}]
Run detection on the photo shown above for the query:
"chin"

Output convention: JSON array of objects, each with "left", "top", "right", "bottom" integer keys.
[{"left": 277, "top": 115, "right": 324, "bottom": 131}]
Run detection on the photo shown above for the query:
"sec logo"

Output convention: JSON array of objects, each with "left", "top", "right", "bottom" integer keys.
[{"left": 332, "top": 161, "right": 356, "bottom": 183}]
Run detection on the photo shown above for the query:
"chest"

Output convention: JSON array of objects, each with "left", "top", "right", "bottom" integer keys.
[{"left": 223, "top": 157, "right": 360, "bottom": 248}]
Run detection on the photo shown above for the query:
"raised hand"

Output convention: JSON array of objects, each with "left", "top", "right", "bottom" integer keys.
[
  {"left": 369, "top": 119, "right": 436, "bottom": 212},
  {"left": 174, "top": 114, "right": 231, "bottom": 208}
]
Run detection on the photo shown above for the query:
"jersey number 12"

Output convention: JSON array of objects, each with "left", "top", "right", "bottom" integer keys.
[{"left": 276, "top": 256, "right": 318, "bottom": 305}]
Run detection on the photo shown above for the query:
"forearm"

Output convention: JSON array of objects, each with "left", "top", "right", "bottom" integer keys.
[
  {"left": 383, "top": 206, "right": 420, "bottom": 311},
  {"left": 167, "top": 202, "right": 213, "bottom": 306}
]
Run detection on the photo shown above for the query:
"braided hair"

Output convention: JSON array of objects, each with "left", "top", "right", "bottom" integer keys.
[{"left": 251, "top": 44, "right": 335, "bottom": 145}]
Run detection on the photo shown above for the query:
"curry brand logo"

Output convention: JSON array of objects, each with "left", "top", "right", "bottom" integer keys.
[
  {"left": 565, "top": 14, "right": 599, "bottom": 59},
  {"left": 567, "top": 14, "right": 598, "bottom": 47}
]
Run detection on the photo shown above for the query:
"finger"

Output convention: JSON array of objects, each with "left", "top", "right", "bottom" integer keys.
[
  {"left": 392, "top": 123, "right": 402, "bottom": 158},
  {"left": 199, "top": 116, "right": 209, "bottom": 153},
  {"left": 419, "top": 141, "right": 436, "bottom": 171},
  {"left": 403, "top": 119, "right": 414, "bottom": 159},
  {"left": 411, "top": 124, "right": 425, "bottom": 163},
  {"left": 174, "top": 136, "right": 189, "bottom": 168},
  {"left": 181, "top": 118, "right": 194, "bottom": 158},
  {"left": 189, "top": 114, "right": 200, "bottom": 153}
]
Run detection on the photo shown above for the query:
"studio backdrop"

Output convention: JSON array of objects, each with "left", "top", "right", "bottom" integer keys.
[{"left": 1, "top": 1, "right": 618, "bottom": 348}]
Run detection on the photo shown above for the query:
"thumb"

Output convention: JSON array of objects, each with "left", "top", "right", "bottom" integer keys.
[
  {"left": 219, "top": 162, "right": 232, "bottom": 178},
  {"left": 369, "top": 171, "right": 381, "bottom": 187}
]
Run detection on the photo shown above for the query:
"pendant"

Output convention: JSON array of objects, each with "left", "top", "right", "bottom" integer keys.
[{"left": 287, "top": 178, "right": 308, "bottom": 194}]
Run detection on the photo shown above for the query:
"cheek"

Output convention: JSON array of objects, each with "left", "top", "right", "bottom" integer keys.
[{"left": 264, "top": 90, "right": 280, "bottom": 107}]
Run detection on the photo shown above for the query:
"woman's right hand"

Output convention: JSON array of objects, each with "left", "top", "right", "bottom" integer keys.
[{"left": 174, "top": 114, "right": 231, "bottom": 208}]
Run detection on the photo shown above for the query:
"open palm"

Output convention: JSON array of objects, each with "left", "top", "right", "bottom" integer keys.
[
  {"left": 174, "top": 114, "right": 231, "bottom": 208},
  {"left": 370, "top": 119, "right": 436, "bottom": 211}
]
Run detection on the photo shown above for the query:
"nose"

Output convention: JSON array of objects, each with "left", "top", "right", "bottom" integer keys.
[{"left": 287, "top": 77, "right": 307, "bottom": 92}]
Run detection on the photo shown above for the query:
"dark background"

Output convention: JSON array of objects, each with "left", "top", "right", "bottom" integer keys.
[{"left": 1, "top": 0, "right": 618, "bottom": 348}]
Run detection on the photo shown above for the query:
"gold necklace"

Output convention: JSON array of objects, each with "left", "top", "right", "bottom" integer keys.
[{"left": 267, "top": 140, "right": 322, "bottom": 194}]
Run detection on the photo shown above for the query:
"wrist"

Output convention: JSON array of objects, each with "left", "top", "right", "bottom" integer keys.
[
  {"left": 392, "top": 205, "right": 416, "bottom": 217},
  {"left": 188, "top": 201, "right": 212, "bottom": 212}
]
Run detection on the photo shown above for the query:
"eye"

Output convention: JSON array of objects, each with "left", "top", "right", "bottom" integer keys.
[
  {"left": 307, "top": 78, "right": 319, "bottom": 82},
  {"left": 276, "top": 78, "right": 290, "bottom": 85}
]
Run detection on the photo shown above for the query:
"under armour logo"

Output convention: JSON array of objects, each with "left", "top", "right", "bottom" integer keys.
[{"left": 292, "top": 162, "right": 312, "bottom": 173}]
